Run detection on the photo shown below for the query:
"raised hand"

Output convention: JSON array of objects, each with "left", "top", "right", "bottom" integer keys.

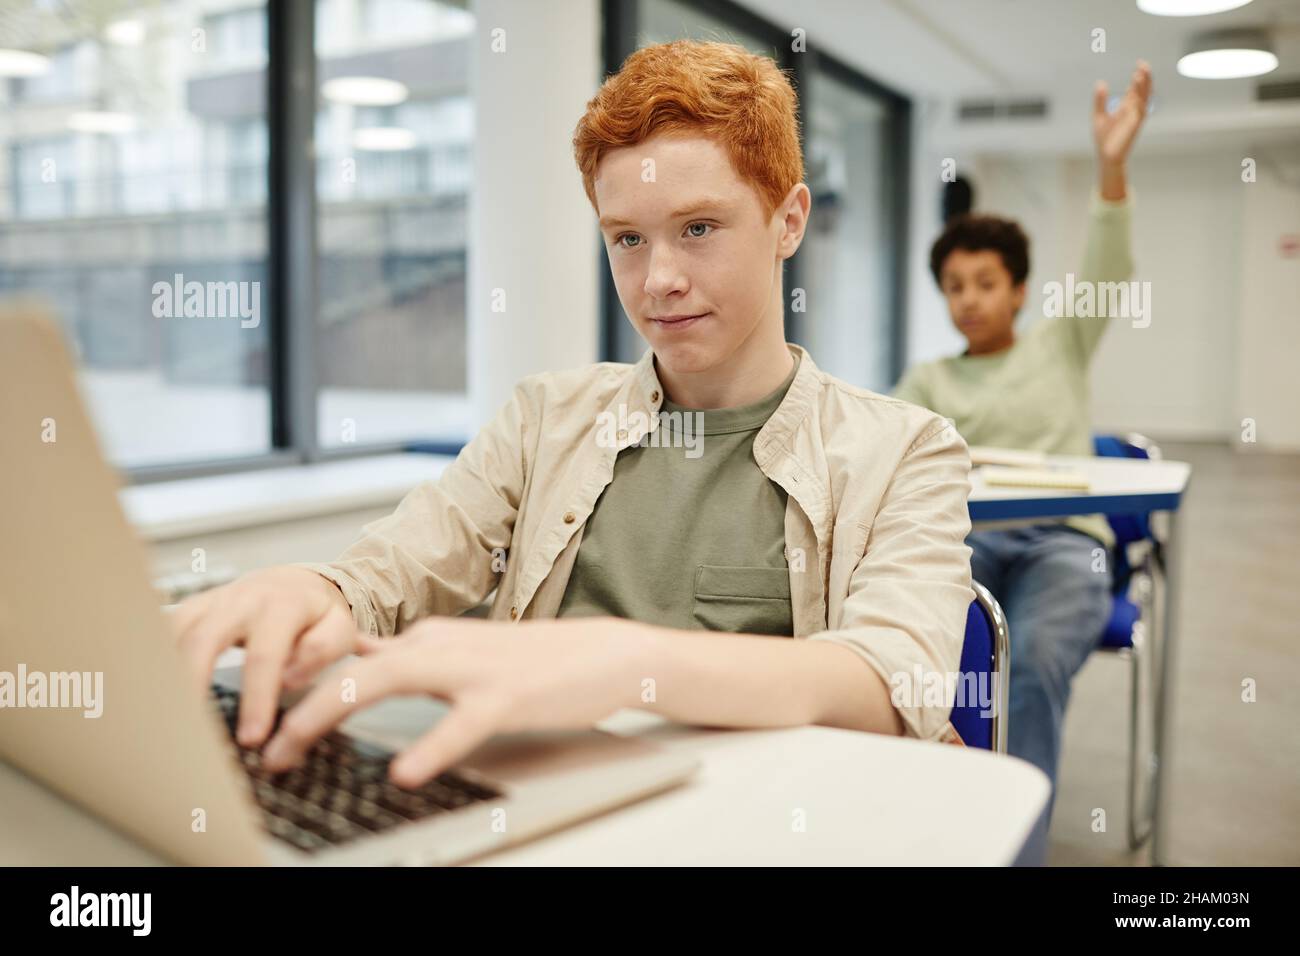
[{"left": 1094, "top": 60, "right": 1152, "bottom": 168}]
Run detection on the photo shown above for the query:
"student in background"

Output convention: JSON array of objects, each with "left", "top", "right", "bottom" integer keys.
[{"left": 893, "top": 62, "right": 1152, "bottom": 802}]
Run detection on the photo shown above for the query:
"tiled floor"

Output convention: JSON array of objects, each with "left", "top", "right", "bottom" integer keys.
[{"left": 1048, "top": 442, "right": 1300, "bottom": 865}]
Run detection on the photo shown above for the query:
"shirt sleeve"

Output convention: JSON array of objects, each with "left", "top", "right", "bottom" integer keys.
[
  {"left": 806, "top": 415, "right": 974, "bottom": 741},
  {"left": 891, "top": 363, "right": 932, "bottom": 410},
  {"left": 293, "top": 382, "right": 533, "bottom": 637},
  {"left": 1051, "top": 188, "right": 1135, "bottom": 365}
]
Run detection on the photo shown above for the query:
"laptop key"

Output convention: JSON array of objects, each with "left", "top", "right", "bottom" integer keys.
[
  {"left": 265, "top": 812, "right": 331, "bottom": 853},
  {"left": 344, "top": 798, "right": 406, "bottom": 832},
  {"left": 210, "top": 682, "right": 503, "bottom": 851}
]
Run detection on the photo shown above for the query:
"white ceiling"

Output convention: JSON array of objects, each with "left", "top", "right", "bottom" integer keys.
[{"left": 738, "top": 0, "right": 1300, "bottom": 154}]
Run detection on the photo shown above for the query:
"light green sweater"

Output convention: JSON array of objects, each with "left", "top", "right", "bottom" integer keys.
[{"left": 893, "top": 190, "right": 1135, "bottom": 548}]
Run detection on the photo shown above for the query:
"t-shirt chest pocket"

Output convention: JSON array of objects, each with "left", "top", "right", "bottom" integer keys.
[{"left": 691, "top": 565, "right": 793, "bottom": 637}]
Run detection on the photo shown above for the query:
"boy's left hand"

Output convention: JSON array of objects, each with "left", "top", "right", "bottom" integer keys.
[{"left": 259, "top": 616, "right": 652, "bottom": 786}]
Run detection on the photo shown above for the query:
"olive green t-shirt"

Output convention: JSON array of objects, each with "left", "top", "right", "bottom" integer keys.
[{"left": 557, "top": 354, "right": 800, "bottom": 636}]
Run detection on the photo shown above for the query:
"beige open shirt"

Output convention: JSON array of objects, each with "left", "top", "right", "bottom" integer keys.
[{"left": 299, "top": 343, "right": 975, "bottom": 743}]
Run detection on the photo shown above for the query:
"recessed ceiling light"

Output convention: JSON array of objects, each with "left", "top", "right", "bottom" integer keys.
[
  {"left": 67, "top": 111, "right": 137, "bottom": 134},
  {"left": 105, "top": 19, "right": 146, "bottom": 46},
  {"left": 1178, "top": 28, "right": 1278, "bottom": 78},
  {"left": 1138, "top": 0, "right": 1253, "bottom": 15},
  {"left": 0, "top": 48, "right": 50, "bottom": 77},
  {"left": 353, "top": 126, "right": 417, "bottom": 151},
  {"left": 322, "top": 76, "right": 408, "bottom": 106},
  {"left": 1178, "top": 47, "right": 1278, "bottom": 78}
]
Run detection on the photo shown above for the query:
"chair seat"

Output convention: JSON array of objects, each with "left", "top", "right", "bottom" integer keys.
[{"left": 1100, "top": 595, "right": 1140, "bottom": 649}]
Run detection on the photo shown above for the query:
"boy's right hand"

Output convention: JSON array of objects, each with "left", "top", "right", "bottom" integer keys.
[{"left": 170, "top": 567, "right": 380, "bottom": 747}]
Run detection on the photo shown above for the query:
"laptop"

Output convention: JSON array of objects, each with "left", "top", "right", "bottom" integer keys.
[{"left": 0, "top": 303, "right": 699, "bottom": 866}]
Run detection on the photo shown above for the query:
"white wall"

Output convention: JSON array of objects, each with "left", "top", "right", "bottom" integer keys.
[
  {"left": 468, "top": 0, "right": 602, "bottom": 428},
  {"left": 1236, "top": 151, "right": 1300, "bottom": 453},
  {"left": 971, "top": 151, "right": 1244, "bottom": 442},
  {"left": 905, "top": 98, "right": 977, "bottom": 371}
]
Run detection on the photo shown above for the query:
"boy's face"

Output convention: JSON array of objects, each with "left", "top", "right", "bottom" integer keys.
[
  {"left": 594, "top": 133, "right": 800, "bottom": 375},
  {"left": 937, "top": 249, "right": 1025, "bottom": 355}
]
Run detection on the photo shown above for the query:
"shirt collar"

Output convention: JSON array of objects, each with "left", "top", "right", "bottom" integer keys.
[{"left": 620, "top": 341, "right": 820, "bottom": 461}]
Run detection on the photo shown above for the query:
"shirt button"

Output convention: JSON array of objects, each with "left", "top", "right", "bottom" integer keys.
[
  {"left": 617, "top": 429, "right": 627, "bottom": 440},
  {"left": 509, "top": 605, "right": 519, "bottom": 620},
  {"left": 563, "top": 511, "right": 576, "bottom": 524},
  {"left": 650, "top": 390, "right": 660, "bottom": 402}
]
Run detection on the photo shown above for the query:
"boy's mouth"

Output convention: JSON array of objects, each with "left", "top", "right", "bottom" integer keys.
[{"left": 650, "top": 312, "right": 710, "bottom": 330}]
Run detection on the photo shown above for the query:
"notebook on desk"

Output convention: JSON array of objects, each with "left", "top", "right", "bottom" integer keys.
[{"left": 978, "top": 466, "right": 1091, "bottom": 491}]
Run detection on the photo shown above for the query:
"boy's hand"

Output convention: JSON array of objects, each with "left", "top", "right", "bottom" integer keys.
[
  {"left": 170, "top": 566, "right": 380, "bottom": 747},
  {"left": 259, "top": 616, "right": 652, "bottom": 787},
  {"left": 1093, "top": 60, "right": 1152, "bottom": 198}
]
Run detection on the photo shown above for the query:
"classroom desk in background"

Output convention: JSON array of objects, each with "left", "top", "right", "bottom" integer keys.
[{"left": 967, "top": 453, "right": 1192, "bottom": 867}]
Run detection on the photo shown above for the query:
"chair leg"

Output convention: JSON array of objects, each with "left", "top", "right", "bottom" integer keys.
[
  {"left": 1126, "top": 625, "right": 1155, "bottom": 849},
  {"left": 1126, "top": 570, "right": 1159, "bottom": 851}
]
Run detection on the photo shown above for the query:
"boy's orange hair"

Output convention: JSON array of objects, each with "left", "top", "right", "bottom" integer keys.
[{"left": 572, "top": 39, "right": 804, "bottom": 221}]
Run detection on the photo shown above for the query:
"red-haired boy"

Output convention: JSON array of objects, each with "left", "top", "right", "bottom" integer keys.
[{"left": 177, "top": 41, "right": 975, "bottom": 785}]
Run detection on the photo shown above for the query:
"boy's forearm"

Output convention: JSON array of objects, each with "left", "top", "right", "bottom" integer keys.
[
  {"left": 621, "top": 620, "right": 904, "bottom": 736},
  {"left": 1099, "top": 159, "right": 1127, "bottom": 202}
]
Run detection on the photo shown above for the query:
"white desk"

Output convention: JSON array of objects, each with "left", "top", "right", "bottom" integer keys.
[
  {"left": 486, "top": 711, "right": 1050, "bottom": 865},
  {"left": 967, "top": 452, "right": 1192, "bottom": 867},
  {"left": 0, "top": 696, "right": 1050, "bottom": 867},
  {"left": 967, "top": 454, "right": 1190, "bottom": 523}
]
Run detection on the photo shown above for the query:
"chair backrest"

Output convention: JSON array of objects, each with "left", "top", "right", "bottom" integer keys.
[
  {"left": 952, "top": 581, "right": 1010, "bottom": 752},
  {"left": 1093, "top": 433, "right": 1160, "bottom": 590}
]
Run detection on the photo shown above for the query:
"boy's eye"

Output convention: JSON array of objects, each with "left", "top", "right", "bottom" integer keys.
[{"left": 614, "top": 223, "right": 711, "bottom": 249}]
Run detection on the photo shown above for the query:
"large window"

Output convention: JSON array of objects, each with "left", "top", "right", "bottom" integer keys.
[
  {"left": 0, "top": 1, "right": 272, "bottom": 469},
  {"left": 601, "top": 0, "right": 909, "bottom": 389},
  {"left": 0, "top": 0, "right": 474, "bottom": 476},
  {"left": 313, "top": 0, "right": 473, "bottom": 450}
]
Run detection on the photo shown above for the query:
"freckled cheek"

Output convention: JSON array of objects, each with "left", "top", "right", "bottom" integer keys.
[
  {"left": 610, "top": 259, "right": 645, "bottom": 303},
  {"left": 696, "top": 248, "right": 755, "bottom": 299}
]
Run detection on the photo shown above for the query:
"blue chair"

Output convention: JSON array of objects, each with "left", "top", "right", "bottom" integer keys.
[
  {"left": 952, "top": 581, "right": 1010, "bottom": 753},
  {"left": 1093, "top": 432, "right": 1164, "bottom": 850}
]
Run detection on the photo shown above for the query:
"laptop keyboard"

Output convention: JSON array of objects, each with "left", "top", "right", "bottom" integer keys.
[{"left": 211, "top": 683, "right": 502, "bottom": 854}]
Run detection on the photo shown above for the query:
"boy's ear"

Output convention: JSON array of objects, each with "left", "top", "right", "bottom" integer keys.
[
  {"left": 776, "top": 182, "right": 812, "bottom": 259},
  {"left": 1011, "top": 281, "right": 1027, "bottom": 313}
]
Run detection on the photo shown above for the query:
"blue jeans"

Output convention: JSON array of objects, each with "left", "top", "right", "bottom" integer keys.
[{"left": 968, "top": 525, "right": 1113, "bottom": 812}]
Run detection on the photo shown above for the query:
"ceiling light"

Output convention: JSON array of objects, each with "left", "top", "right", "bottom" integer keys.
[
  {"left": 353, "top": 127, "right": 417, "bottom": 151},
  {"left": 105, "top": 19, "right": 146, "bottom": 46},
  {"left": 322, "top": 76, "right": 408, "bottom": 106},
  {"left": 0, "top": 48, "right": 50, "bottom": 77},
  {"left": 67, "top": 111, "right": 137, "bottom": 134},
  {"left": 1178, "top": 29, "right": 1278, "bottom": 78},
  {"left": 1138, "top": 0, "right": 1253, "bottom": 15}
]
